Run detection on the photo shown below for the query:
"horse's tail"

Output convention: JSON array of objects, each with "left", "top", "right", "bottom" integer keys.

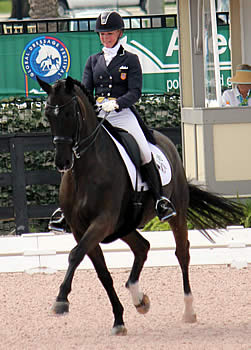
[{"left": 187, "top": 182, "right": 245, "bottom": 242}]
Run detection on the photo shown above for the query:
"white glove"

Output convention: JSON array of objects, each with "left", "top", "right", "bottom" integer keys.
[{"left": 102, "top": 100, "right": 119, "bottom": 113}]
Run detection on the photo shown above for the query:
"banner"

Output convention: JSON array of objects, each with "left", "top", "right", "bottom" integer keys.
[{"left": 0, "top": 25, "right": 231, "bottom": 99}]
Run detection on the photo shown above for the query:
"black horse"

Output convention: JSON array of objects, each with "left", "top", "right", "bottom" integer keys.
[{"left": 37, "top": 76, "right": 243, "bottom": 335}]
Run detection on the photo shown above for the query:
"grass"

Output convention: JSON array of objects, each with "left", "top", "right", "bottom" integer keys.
[{"left": 0, "top": 0, "right": 11, "bottom": 14}]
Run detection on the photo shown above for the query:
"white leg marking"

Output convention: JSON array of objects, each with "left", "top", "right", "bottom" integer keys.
[
  {"left": 128, "top": 281, "right": 143, "bottom": 306},
  {"left": 183, "top": 293, "right": 197, "bottom": 323}
]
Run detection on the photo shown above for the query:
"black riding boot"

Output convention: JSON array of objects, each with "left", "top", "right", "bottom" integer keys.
[
  {"left": 141, "top": 158, "right": 176, "bottom": 221},
  {"left": 48, "top": 207, "right": 67, "bottom": 233}
]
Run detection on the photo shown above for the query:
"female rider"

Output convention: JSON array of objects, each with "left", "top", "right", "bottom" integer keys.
[{"left": 82, "top": 11, "right": 176, "bottom": 222}]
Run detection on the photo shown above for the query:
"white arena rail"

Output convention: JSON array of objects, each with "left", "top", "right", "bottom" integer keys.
[{"left": 0, "top": 226, "right": 250, "bottom": 273}]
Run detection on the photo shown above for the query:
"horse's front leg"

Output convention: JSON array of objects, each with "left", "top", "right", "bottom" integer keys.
[
  {"left": 52, "top": 242, "right": 85, "bottom": 314},
  {"left": 52, "top": 220, "right": 107, "bottom": 314},
  {"left": 122, "top": 230, "right": 151, "bottom": 314},
  {"left": 88, "top": 245, "right": 127, "bottom": 336}
]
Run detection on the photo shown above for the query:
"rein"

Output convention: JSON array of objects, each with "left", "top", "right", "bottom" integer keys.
[
  {"left": 48, "top": 94, "right": 108, "bottom": 159},
  {"left": 46, "top": 95, "right": 77, "bottom": 111},
  {"left": 72, "top": 112, "right": 107, "bottom": 158}
]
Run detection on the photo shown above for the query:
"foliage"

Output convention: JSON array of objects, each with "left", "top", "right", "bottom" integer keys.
[
  {"left": 0, "top": 96, "right": 49, "bottom": 134},
  {"left": 142, "top": 216, "right": 171, "bottom": 231},
  {"left": 0, "top": 93, "right": 181, "bottom": 134},
  {"left": 135, "top": 92, "right": 181, "bottom": 129},
  {"left": 142, "top": 216, "right": 195, "bottom": 232},
  {"left": 241, "top": 199, "right": 251, "bottom": 228},
  {"left": 0, "top": 1, "right": 11, "bottom": 13}
]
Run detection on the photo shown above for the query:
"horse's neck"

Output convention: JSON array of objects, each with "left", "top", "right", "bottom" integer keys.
[
  {"left": 78, "top": 94, "right": 98, "bottom": 134},
  {"left": 83, "top": 110, "right": 99, "bottom": 137}
]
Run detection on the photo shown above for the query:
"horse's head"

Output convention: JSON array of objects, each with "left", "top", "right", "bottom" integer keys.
[{"left": 37, "top": 76, "right": 84, "bottom": 172}]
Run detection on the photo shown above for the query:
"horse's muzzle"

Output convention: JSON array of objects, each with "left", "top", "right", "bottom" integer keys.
[
  {"left": 52, "top": 136, "right": 75, "bottom": 172},
  {"left": 56, "top": 153, "right": 74, "bottom": 173}
]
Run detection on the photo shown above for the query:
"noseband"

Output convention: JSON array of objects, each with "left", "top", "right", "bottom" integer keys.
[{"left": 47, "top": 94, "right": 108, "bottom": 160}]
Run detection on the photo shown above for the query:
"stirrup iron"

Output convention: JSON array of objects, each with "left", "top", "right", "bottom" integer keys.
[
  {"left": 48, "top": 208, "right": 66, "bottom": 233},
  {"left": 155, "top": 196, "right": 177, "bottom": 221}
]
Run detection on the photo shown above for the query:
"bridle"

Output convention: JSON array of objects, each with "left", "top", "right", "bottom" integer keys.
[{"left": 46, "top": 94, "right": 108, "bottom": 160}]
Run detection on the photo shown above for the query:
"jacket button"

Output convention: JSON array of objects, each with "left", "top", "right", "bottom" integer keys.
[
  {"left": 99, "top": 76, "right": 103, "bottom": 79},
  {"left": 109, "top": 76, "right": 112, "bottom": 80},
  {"left": 101, "top": 93, "right": 104, "bottom": 96},
  {"left": 109, "top": 84, "right": 112, "bottom": 88},
  {"left": 107, "top": 93, "right": 111, "bottom": 96},
  {"left": 100, "top": 84, "right": 103, "bottom": 87}
]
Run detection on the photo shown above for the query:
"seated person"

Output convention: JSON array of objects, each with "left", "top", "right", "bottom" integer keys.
[{"left": 222, "top": 64, "right": 251, "bottom": 106}]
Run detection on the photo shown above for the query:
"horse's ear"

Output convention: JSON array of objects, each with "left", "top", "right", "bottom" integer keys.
[
  {"left": 65, "top": 76, "right": 75, "bottom": 93},
  {"left": 36, "top": 76, "right": 52, "bottom": 94}
]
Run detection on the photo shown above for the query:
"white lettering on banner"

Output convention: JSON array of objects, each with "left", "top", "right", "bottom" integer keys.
[
  {"left": 217, "top": 34, "right": 228, "bottom": 55},
  {"left": 166, "top": 30, "right": 230, "bottom": 58},
  {"left": 167, "top": 79, "right": 179, "bottom": 92},
  {"left": 166, "top": 29, "right": 179, "bottom": 57},
  {"left": 218, "top": 35, "right": 231, "bottom": 56},
  {"left": 21, "top": 36, "right": 71, "bottom": 84},
  {"left": 220, "top": 74, "right": 224, "bottom": 86},
  {"left": 227, "top": 76, "right": 232, "bottom": 88}
]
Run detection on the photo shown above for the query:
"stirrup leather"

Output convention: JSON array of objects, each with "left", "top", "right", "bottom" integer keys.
[{"left": 155, "top": 197, "right": 177, "bottom": 221}]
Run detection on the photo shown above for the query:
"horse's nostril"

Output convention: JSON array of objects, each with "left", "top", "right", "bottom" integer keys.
[
  {"left": 56, "top": 158, "right": 72, "bottom": 172},
  {"left": 65, "top": 160, "right": 72, "bottom": 169}
]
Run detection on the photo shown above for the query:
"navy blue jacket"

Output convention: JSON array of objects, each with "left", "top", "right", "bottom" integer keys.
[{"left": 82, "top": 45, "right": 142, "bottom": 110}]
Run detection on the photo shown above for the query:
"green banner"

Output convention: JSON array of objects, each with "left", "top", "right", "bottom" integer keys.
[
  {"left": 217, "top": 25, "right": 231, "bottom": 88},
  {"left": 0, "top": 25, "right": 231, "bottom": 99}
]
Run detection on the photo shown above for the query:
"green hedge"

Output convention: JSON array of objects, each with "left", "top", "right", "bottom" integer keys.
[{"left": 0, "top": 92, "right": 180, "bottom": 134}]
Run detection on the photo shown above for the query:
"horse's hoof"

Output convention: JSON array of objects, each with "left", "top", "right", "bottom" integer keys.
[
  {"left": 111, "top": 325, "right": 127, "bottom": 336},
  {"left": 182, "top": 312, "right": 197, "bottom": 323},
  {"left": 52, "top": 301, "right": 69, "bottom": 314},
  {"left": 135, "top": 294, "right": 150, "bottom": 314}
]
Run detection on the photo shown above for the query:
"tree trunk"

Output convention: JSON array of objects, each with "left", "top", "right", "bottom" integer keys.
[
  {"left": 29, "top": 0, "right": 58, "bottom": 18},
  {"left": 11, "top": 0, "right": 30, "bottom": 19}
]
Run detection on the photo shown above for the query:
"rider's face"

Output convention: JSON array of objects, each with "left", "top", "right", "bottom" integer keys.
[{"left": 99, "top": 30, "right": 122, "bottom": 48}]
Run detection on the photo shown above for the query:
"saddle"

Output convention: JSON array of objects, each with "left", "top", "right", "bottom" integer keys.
[{"left": 101, "top": 119, "right": 142, "bottom": 171}]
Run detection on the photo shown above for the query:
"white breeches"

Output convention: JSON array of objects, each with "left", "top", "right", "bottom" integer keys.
[{"left": 98, "top": 105, "right": 152, "bottom": 165}]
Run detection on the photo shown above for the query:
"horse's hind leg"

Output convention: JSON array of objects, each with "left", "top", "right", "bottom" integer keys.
[
  {"left": 88, "top": 245, "right": 127, "bottom": 336},
  {"left": 121, "top": 230, "right": 151, "bottom": 314},
  {"left": 170, "top": 218, "right": 197, "bottom": 323}
]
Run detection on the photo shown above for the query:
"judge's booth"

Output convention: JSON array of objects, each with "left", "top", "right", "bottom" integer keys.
[{"left": 177, "top": 0, "right": 251, "bottom": 199}]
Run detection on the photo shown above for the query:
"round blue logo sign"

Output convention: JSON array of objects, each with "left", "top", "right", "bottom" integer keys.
[{"left": 21, "top": 36, "right": 71, "bottom": 83}]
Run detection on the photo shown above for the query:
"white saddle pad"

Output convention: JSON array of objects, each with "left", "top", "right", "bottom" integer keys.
[{"left": 104, "top": 127, "right": 172, "bottom": 191}]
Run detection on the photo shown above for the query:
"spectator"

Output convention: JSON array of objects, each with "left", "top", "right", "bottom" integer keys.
[{"left": 222, "top": 64, "right": 251, "bottom": 106}]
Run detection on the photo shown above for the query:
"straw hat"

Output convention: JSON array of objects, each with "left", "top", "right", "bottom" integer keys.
[{"left": 230, "top": 64, "right": 251, "bottom": 84}]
